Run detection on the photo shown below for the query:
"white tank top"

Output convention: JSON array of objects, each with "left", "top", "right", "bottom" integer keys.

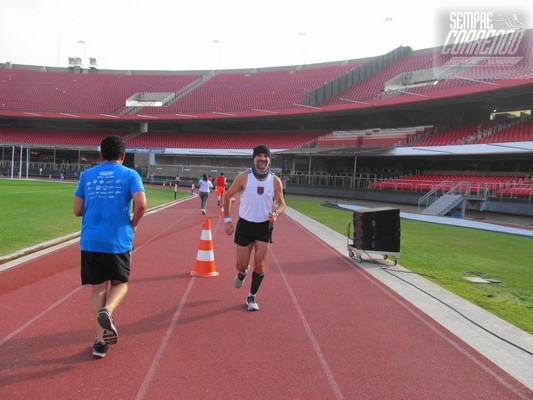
[{"left": 239, "top": 169, "right": 275, "bottom": 222}]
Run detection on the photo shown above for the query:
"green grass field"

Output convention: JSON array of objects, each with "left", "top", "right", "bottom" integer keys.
[
  {"left": 0, "top": 179, "right": 187, "bottom": 255},
  {"left": 1, "top": 179, "right": 531, "bottom": 334}
]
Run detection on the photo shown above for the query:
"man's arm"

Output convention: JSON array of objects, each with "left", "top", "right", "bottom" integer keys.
[
  {"left": 131, "top": 191, "right": 147, "bottom": 233},
  {"left": 270, "top": 176, "right": 286, "bottom": 221},
  {"left": 73, "top": 196, "right": 84, "bottom": 217}
]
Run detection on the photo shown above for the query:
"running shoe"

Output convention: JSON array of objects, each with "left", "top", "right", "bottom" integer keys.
[
  {"left": 92, "top": 340, "right": 109, "bottom": 358},
  {"left": 246, "top": 295, "right": 259, "bottom": 311},
  {"left": 234, "top": 265, "right": 250, "bottom": 288},
  {"left": 97, "top": 308, "right": 118, "bottom": 345}
]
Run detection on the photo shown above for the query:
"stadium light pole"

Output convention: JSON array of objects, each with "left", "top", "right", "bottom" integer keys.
[
  {"left": 213, "top": 40, "right": 221, "bottom": 70},
  {"left": 78, "top": 40, "right": 86, "bottom": 68},
  {"left": 298, "top": 32, "right": 307, "bottom": 65},
  {"left": 56, "top": 8, "right": 63, "bottom": 67}
]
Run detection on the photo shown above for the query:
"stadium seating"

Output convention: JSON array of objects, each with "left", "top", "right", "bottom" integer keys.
[
  {"left": 477, "top": 120, "right": 533, "bottom": 143},
  {"left": 496, "top": 186, "right": 533, "bottom": 198},
  {"left": 158, "top": 64, "right": 360, "bottom": 113},
  {"left": 0, "top": 63, "right": 363, "bottom": 115},
  {"left": 370, "top": 174, "right": 533, "bottom": 196},
  {"left": 325, "top": 30, "right": 533, "bottom": 105},
  {"left": 411, "top": 118, "right": 533, "bottom": 146},
  {"left": 126, "top": 130, "right": 325, "bottom": 149},
  {"left": 413, "top": 123, "right": 482, "bottom": 146},
  {"left": 0, "top": 125, "right": 324, "bottom": 150},
  {"left": 0, "top": 126, "right": 122, "bottom": 146},
  {"left": 0, "top": 69, "right": 200, "bottom": 114},
  {"left": 325, "top": 51, "right": 435, "bottom": 104},
  {"left": 317, "top": 127, "right": 425, "bottom": 149},
  {"left": 457, "top": 33, "right": 533, "bottom": 80}
]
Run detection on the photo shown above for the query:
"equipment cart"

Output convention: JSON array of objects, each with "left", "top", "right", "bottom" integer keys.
[{"left": 347, "top": 207, "right": 401, "bottom": 265}]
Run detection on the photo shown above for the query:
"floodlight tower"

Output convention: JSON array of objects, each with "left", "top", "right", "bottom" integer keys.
[
  {"left": 298, "top": 32, "right": 308, "bottom": 65},
  {"left": 213, "top": 39, "right": 221, "bottom": 70},
  {"left": 77, "top": 40, "right": 86, "bottom": 68}
]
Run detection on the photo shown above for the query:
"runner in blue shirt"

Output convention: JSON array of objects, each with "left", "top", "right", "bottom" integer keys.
[{"left": 74, "top": 135, "right": 147, "bottom": 358}]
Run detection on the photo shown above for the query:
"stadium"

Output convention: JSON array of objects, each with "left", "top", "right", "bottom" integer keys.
[
  {"left": 1, "top": 28, "right": 532, "bottom": 218},
  {"left": 2, "top": 18, "right": 533, "bottom": 399}
]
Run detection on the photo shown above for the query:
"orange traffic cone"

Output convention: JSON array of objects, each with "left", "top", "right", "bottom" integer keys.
[
  {"left": 220, "top": 208, "right": 224, "bottom": 218},
  {"left": 191, "top": 218, "right": 219, "bottom": 277},
  {"left": 230, "top": 196, "right": 236, "bottom": 205}
]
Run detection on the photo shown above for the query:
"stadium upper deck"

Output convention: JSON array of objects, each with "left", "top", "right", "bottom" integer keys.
[{"left": 1, "top": 29, "right": 532, "bottom": 122}]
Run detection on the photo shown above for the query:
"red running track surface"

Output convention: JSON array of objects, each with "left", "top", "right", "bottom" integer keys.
[{"left": 1, "top": 195, "right": 532, "bottom": 400}]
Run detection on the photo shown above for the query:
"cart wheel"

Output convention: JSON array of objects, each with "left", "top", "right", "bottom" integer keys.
[
  {"left": 393, "top": 259, "right": 398, "bottom": 266},
  {"left": 348, "top": 251, "right": 355, "bottom": 259},
  {"left": 383, "top": 255, "right": 388, "bottom": 260},
  {"left": 356, "top": 256, "right": 363, "bottom": 263}
]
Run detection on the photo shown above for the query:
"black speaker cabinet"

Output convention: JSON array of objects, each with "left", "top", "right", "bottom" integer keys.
[{"left": 352, "top": 207, "right": 400, "bottom": 252}]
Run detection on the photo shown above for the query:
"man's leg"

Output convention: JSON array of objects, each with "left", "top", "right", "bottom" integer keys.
[
  {"left": 91, "top": 282, "right": 108, "bottom": 341},
  {"left": 218, "top": 189, "right": 225, "bottom": 207},
  {"left": 235, "top": 243, "right": 253, "bottom": 272},
  {"left": 96, "top": 280, "right": 128, "bottom": 344},
  {"left": 234, "top": 243, "right": 253, "bottom": 288},
  {"left": 105, "top": 280, "right": 128, "bottom": 313},
  {"left": 246, "top": 241, "right": 269, "bottom": 311},
  {"left": 250, "top": 241, "right": 268, "bottom": 295},
  {"left": 252, "top": 241, "right": 269, "bottom": 276}
]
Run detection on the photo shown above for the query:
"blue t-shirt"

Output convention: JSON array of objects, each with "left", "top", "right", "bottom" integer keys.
[{"left": 75, "top": 162, "right": 145, "bottom": 253}]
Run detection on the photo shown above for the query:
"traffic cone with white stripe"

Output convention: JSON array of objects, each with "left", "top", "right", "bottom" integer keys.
[{"left": 191, "top": 218, "right": 219, "bottom": 277}]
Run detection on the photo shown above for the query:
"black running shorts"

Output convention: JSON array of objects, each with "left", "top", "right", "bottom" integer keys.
[
  {"left": 234, "top": 218, "right": 273, "bottom": 246},
  {"left": 81, "top": 251, "right": 131, "bottom": 285}
]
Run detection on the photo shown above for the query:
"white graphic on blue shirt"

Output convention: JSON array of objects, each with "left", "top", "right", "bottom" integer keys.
[{"left": 74, "top": 163, "right": 144, "bottom": 254}]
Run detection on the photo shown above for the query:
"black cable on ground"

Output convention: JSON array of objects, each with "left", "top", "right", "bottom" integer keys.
[{"left": 360, "top": 250, "right": 533, "bottom": 358}]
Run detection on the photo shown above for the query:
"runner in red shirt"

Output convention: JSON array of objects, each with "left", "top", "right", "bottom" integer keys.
[{"left": 215, "top": 172, "right": 227, "bottom": 207}]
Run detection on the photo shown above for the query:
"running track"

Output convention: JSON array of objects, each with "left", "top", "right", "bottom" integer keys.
[{"left": 1, "top": 194, "right": 532, "bottom": 400}]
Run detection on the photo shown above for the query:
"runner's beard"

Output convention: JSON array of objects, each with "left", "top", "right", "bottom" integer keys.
[{"left": 252, "top": 159, "right": 270, "bottom": 179}]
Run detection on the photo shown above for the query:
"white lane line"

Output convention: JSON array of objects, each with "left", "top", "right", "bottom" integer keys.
[
  {"left": 135, "top": 278, "right": 195, "bottom": 400},
  {"left": 0, "top": 287, "right": 82, "bottom": 346},
  {"left": 271, "top": 249, "right": 345, "bottom": 400}
]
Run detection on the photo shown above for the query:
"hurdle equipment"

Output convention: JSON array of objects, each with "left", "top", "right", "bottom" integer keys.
[{"left": 191, "top": 218, "right": 219, "bottom": 277}]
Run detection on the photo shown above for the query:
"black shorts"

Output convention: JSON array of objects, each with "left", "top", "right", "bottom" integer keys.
[
  {"left": 81, "top": 251, "right": 131, "bottom": 285},
  {"left": 234, "top": 218, "right": 273, "bottom": 246}
]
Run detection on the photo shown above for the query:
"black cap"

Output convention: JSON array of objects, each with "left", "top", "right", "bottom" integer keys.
[{"left": 253, "top": 144, "right": 271, "bottom": 159}]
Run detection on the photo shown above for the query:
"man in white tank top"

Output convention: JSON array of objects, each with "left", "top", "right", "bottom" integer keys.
[{"left": 223, "top": 144, "right": 286, "bottom": 311}]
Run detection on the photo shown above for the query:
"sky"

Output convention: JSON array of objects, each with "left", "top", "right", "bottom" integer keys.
[{"left": 0, "top": 0, "right": 531, "bottom": 71}]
